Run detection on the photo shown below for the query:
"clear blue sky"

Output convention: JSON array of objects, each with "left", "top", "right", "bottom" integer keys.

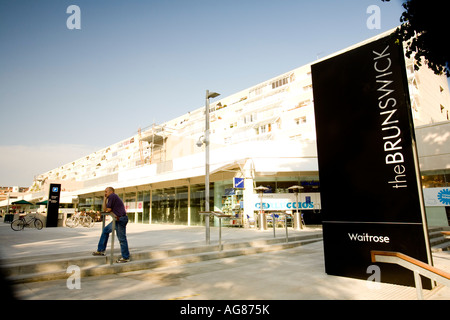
[{"left": 0, "top": 0, "right": 409, "bottom": 186}]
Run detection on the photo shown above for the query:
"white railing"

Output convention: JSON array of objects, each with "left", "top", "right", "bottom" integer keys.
[
  {"left": 199, "top": 211, "right": 232, "bottom": 251},
  {"left": 371, "top": 250, "right": 450, "bottom": 300}
]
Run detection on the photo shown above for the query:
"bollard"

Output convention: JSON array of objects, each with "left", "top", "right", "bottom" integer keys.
[
  {"left": 284, "top": 213, "right": 291, "bottom": 243},
  {"left": 272, "top": 213, "right": 276, "bottom": 238}
]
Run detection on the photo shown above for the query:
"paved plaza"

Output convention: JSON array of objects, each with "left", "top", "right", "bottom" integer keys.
[{"left": 1, "top": 219, "right": 449, "bottom": 301}]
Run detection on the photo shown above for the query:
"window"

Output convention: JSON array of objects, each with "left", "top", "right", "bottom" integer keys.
[
  {"left": 421, "top": 170, "right": 450, "bottom": 188},
  {"left": 243, "top": 113, "right": 257, "bottom": 124},
  {"left": 249, "top": 86, "right": 264, "bottom": 97},
  {"left": 297, "top": 100, "right": 311, "bottom": 108},
  {"left": 295, "top": 117, "right": 307, "bottom": 125},
  {"left": 407, "top": 65, "right": 414, "bottom": 75},
  {"left": 255, "top": 123, "right": 272, "bottom": 135},
  {"left": 303, "top": 84, "right": 312, "bottom": 92},
  {"left": 271, "top": 75, "right": 290, "bottom": 89}
]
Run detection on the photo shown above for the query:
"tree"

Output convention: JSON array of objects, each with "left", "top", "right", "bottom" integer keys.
[{"left": 383, "top": 0, "right": 449, "bottom": 77}]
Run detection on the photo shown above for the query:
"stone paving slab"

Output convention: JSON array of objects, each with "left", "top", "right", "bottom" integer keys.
[{"left": 2, "top": 219, "right": 450, "bottom": 300}]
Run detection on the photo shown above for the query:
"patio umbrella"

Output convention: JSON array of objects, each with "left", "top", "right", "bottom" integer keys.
[
  {"left": 11, "top": 200, "right": 33, "bottom": 205},
  {"left": 36, "top": 200, "right": 48, "bottom": 205}
]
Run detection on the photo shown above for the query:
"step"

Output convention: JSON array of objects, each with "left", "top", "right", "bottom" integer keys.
[
  {"left": 429, "top": 227, "right": 450, "bottom": 252},
  {"left": 429, "top": 232, "right": 449, "bottom": 246},
  {"left": 429, "top": 230, "right": 446, "bottom": 240},
  {"left": 432, "top": 241, "right": 450, "bottom": 252},
  {"left": 2, "top": 234, "right": 323, "bottom": 284}
]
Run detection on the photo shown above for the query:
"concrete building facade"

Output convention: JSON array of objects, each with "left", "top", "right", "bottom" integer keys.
[{"left": 2, "top": 30, "right": 450, "bottom": 227}]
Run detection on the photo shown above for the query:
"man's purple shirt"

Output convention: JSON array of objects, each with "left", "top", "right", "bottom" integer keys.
[{"left": 107, "top": 193, "right": 127, "bottom": 217}]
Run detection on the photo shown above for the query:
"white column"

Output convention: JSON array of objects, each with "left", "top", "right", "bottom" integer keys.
[{"left": 243, "top": 159, "right": 255, "bottom": 224}]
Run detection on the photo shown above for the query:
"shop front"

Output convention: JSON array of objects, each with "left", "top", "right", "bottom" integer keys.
[
  {"left": 251, "top": 191, "right": 322, "bottom": 229},
  {"left": 76, "top": 176, "right": 321, "bottom": 228},
  {"left": 78, "top": 183, "right": 215, "bottom": 226},
  {"left": 423, "top": 187, "right": 450, "bottom": 226}
]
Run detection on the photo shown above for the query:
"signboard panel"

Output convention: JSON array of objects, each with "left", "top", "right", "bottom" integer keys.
[
  {"left": 233, "top": 177, "right": 244, "bottom": 189},
  {"left": 251, "top": 193, "right": 320, "bottom": 211},
  {"left": 46, "top": 183, "right": 61, "bottom": 227},
  {"left": 423, "top": 187, "right": 450, "bottom": 206},
  {"left": 311, "top": 35, "right": 432, "bottom": 288}
]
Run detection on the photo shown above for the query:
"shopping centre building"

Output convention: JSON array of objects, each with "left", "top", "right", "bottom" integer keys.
[{"left": 2, "top": 30, "right": 450, "bottom": 227}]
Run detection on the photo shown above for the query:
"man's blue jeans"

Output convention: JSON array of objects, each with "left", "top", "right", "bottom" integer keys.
[{"left": 97, "top": 215, "right": 130, "bottom": 259}]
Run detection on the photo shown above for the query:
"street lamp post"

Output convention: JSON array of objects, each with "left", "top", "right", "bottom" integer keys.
[{"left": 203, "top": 90, "right": 220, "bottom": 245}]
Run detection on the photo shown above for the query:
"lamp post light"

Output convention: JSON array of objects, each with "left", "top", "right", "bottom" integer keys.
[
  {"left": 199, "top": 90, "right": 220, "bottom": 245},
  {"left": 288, "top": 185, "right": 304, "bottom": 230}
]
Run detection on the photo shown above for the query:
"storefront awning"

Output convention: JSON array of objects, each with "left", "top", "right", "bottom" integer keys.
[
  {"left": 210, "top": 159, "right": 247, "bottom": 175},
  {"left": 252, "top": 157, "right": 318, "bottom": 174},
  {"left": 11, "top": 200, "right": 33, "bottom": 205}
]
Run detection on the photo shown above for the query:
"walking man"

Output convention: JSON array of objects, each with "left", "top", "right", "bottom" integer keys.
[{"left": 92, "top": 187, "right": 130, "bottom": 263}]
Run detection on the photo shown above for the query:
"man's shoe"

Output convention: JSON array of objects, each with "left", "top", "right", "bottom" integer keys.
[
  {"left": 116, "top": 257, "right": 130, "bottom": 263},
  {"left": 92, "top": 251, "right": 105, "bottom": 256}
]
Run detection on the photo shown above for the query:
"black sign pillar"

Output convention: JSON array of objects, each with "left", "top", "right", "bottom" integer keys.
[
  {"left": 46, "top": 183, "right": 61, "bottom": 227},
  {"left": 311, "top": 35, "right": 433, "bottom": 288}
]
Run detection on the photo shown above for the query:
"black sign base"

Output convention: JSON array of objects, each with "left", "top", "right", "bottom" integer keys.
[
  {"left": 46, "top": 184, "right": 61, "bottom": 228},
  {"left": 323, "top": 222, "right": 431, "bottom": 288},
  {"left": 312, "top": 34, "right": 433, "bottom": 289}
]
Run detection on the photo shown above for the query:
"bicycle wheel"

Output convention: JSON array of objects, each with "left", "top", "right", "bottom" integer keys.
[
  {"left": 83, "top": 216, "right": 94, "bottom": 228},
  {"left": 11, "top": 219, "right": 24, "bottom": 231},
  {"left": 34, "top": 218, "right": 43, "bottom": 230},
  {"left": 82, "top": 216, "right": 94, "bottom": 228},
  {"left": 87, "top": 216, "right": 95, "bottom": 228},
  {"left": 65, "top": 217, "right": 75, "bottom": 228},
  {"left": 66, "top": 217, "right": 79, "bottom": 228}
]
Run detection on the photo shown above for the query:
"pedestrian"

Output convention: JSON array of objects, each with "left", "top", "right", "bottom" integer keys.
[{"left": 92, "top": 187, "right": 130, "bottom": 263}]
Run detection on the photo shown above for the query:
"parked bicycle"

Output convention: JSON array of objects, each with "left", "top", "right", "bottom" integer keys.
[
  {"left": 11, "top": 214, "right": 44, "bottom": 231},
  {"left": 65, "top": 212, "right": 95, "bottom": 228}
]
